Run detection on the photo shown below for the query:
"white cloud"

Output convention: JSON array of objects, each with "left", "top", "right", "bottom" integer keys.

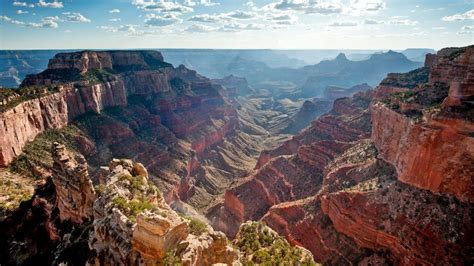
[
  {"left": 109, "top": 9, "right": 120, "bottom": 13},
  {"left": 264, "top": 0, "right": 344, "bottom": 15},
  {"left": 13, "top": 1, "right": 35, "bottom": 8},
  {"left": 33, "top": 16, "right": 60, "bottom": 27},
  {"left": 189, "top": 14, "right": 224, "bottom": 23},
  {"left": 16, "top": 10, "right": 29, "bottom": 14},
  {"left": 109, "top": 18, "right": 122, "bottom": 22},
  {"left": 184, "top": 0, "right": 219, "bottom": 6},
  {"left": 364, "top": 19, "right": 383, "bottom": 25},
  {"left": 63, "top": 12, "right": 91, "bottom": 23},
  {"left": 0, "top": 15, "right": 59, "bottom": 28},
  {"left": 329, "top": 21, "right": 358, "bottom": 27},
  {"left": 0, "top": 15, "right": 26, "bottom": 26},
  {"left": 133, "top": 0, "right": 193, "bottom": 14},
  {"left": 145, "top": 13, "right": 182, "bottom": 26},
  {"left": 442, "top": 9, "right": 474, "bottom": 21},
  {"left": 265, "top": 13, "right": 298, "bottom": 25},
  {"left": 457, "top": 25, "right": 474, "bottom": 34},
  {"left": 219, "top": 22, "right": 265, "bottom": 32},
  {"left": 13, "top": 1, "right": 27, "bottom": 6},
  {"left": 184, "top": 24, "right": 217, "bottom": 32},
  {"left": 389, "top": 18, "right": 418, "bottom": 26},
  {"left": 350, "top": 0, "right": 385, "bottom": 12},
  {"left": 37, "top": 0, "right": 64, "bottom": 8},
  {"left": 227, "top": 11, "right": 256, "bottom": 19}
]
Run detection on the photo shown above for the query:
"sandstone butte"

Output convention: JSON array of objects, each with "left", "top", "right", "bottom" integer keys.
[{"left": 208, "top": 45, "right": 474, "bottom": 265}]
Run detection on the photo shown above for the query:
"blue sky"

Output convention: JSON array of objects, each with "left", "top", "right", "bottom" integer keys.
[{"left": 0, "top": 0, "right": 473, "bottom": 49}]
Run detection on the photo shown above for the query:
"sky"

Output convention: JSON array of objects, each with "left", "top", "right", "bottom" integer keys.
[{"left": 0, "top": 0, "right": 473, "bottom": 50}]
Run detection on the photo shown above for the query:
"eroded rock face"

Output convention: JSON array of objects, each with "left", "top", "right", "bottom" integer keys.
[
  {"left": 0, "top": 79, "right": 127, "bottom": 166},
  {"left": 37, "top": 50, "right": 169, "bottom": 76},
  {"left": 51, "top": 142, "right": 95, "bottom": 224},
  {"left": 372, "top": 46, "right": 474, "bottom": 202},
  {"left": 372, "top": 103, "right": 474, "bottom": 202},
  {"left": 88, "top": 158, "right": 239, "bottom": 265},
  {"left": 427, "top": 46, "right": 473, "bottom": 107},
  {"left": 89, "top": 159, "right": 188, "bottom": 264}
]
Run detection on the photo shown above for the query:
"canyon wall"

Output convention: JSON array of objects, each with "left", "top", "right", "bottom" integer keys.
[
  {"left": 372, "top": 46, "right": 474, "bottom": 202},
  {"left": 0, "top": 50, "right": 238, "bottom": 168},
  {"left": 0, "top": 79, "right": 127, "bottom": 166},
  {"left": 209, "top": 46, "right": 474, "bottom": 264}
]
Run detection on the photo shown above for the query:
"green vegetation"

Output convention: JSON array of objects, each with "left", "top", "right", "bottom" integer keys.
[
  {"left": 380, "top": 67, "right": 429, "bottom": 89},
  {"left": 235, "top": 221, "right": 317, "bottom": 265},
  {"left": 112, "top": 195, "right": 156, "bottom": 222},
  {"left": 0, "top": 86, "right": 60, "bottom": 112},
  {"left": 119, "top": 174, "right": 145, "bottom": 191},
  {"left": 9, "top": 126, "right": 82, "bottom": 178},
  {"left": 162, "top": 250, "right": 182, "bottom": 266},
  {"left": 0, "top": 177, "right": 33, "bottom": 215},
  {"left": 94, "top": 184, "right": 107, "bottom": 195},
  {"left": 188, "top": 217, "right": 208, "bottom": 236}
]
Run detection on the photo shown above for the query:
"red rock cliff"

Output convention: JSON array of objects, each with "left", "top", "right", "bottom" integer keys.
[{"left": 372, "top": 46, "right": 474, "bottom": 202}]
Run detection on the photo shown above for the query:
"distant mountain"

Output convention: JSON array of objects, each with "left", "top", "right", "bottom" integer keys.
[
  {"left": 401, "top": 48, "right": 437, "bottom": 62},
  {"left": 221, "top": 50, "right": 422, "bottom": 99},
  {"left": 160, "top": 49, "right": 306, "bottom": 78}
]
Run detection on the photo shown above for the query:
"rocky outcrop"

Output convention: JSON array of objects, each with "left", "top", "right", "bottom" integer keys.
[
  {"left": 234, "top": 221, "right": 316, "bottom": 265},
  {"left": 89, "top": 158, "right": 239, "bottom": 265},
  {"left": 323, "top": 83, "right": 372, "bottom": 100},
  {"left": 372, "top": 103, "right": 474, "bottom": 202},
  {"left": 212, "top": 75, "right": 254, "bottom": 96},
  {"left": 427, "top": 46, "right": 473, "bottom": 107},
  {"left": 51, "top": 142, "right": 95, "bottom": 223},
  {"left": 46, "top": 50, "right": 169, "bottom": 74},
  {"left": 372, "top": 46, "right": 474, "bottom": 202},
  {"left": 281, "top": 99, "right": 332, "bottom": 134},
  {"left": 255, "top": 90, "right": 372, "bottom": 169}
]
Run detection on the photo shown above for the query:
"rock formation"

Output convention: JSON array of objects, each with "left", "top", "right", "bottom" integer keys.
[
  {"left": 51, "top": 142, "right": 95, "bottom": 223},
  {"left": 372, "top": 46, "right": 474, "bottom": 202},
  {"left": 0, "top": 50, "right": 238, "bottom": 167}
]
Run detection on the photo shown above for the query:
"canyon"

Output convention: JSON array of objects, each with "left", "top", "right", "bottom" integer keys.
[
  {"left": 0, "top": 46, "right": 472, "bottom": 265},
  {"left": 208, "top": 45, "right": 474, "bottom": 264}
]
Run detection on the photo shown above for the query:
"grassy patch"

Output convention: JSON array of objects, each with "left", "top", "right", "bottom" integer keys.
[{"left": 188, "top": 217, "right": 208, "bottom": 236}]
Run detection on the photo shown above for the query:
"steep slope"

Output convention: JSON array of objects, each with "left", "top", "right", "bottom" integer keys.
[{"left": 208, "top": 46, "right": 474, "bottom": 264}]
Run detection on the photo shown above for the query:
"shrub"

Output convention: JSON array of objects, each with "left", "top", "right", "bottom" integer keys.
[{"left": 188, "top": 218, "right": 208, "bottom": 236}]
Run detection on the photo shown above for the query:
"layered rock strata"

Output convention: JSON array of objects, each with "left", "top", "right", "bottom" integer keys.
[
  {"left": 51, "top": 142, "right": 95, "bottom": 223},
  {"left": 209, "top": 46, "right": 474, "bottom": 265}
]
